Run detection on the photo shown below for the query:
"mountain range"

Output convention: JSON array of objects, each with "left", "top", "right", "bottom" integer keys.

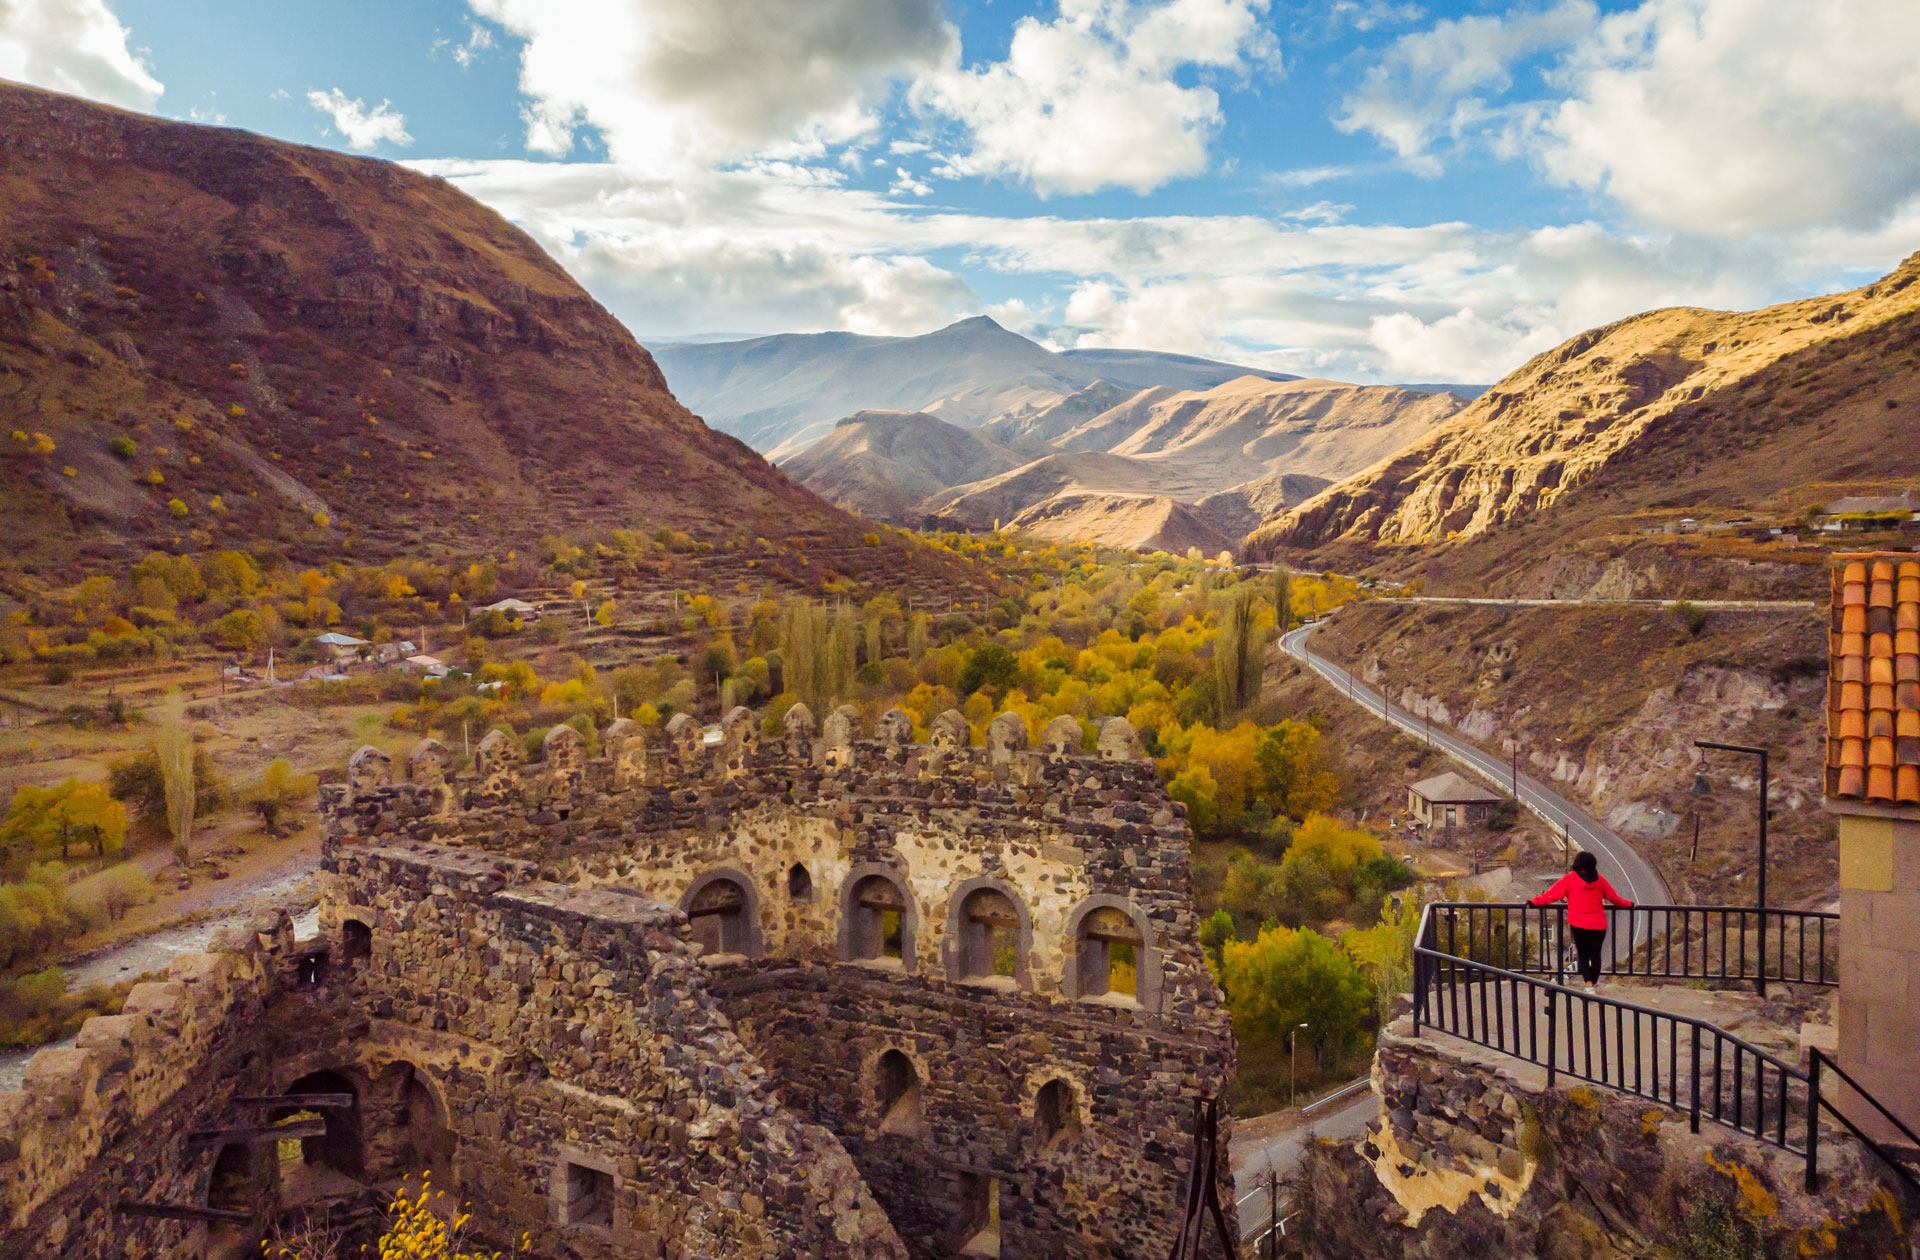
[
  {"left": 652, "top": 317, "right": 1482, "bottom": 461},
  {"left": 781, "top": 376, "right": 1465, "bottom": 552},
  {"left": 1248, "top": 251, "right": 1920, "bottom": 596},
  {"left": 0, "top": 82, "right": 865, "bottom": 574}
]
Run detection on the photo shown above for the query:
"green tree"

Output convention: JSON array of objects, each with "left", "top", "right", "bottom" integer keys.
[
  {"left": 208, "top": 608, "right": 267, "bottom": 651},
  {"left": 155, "top": 696, "right": 196, "bottom": 865},
  {"left": 1198, "top": 908, "right": 1236, "bottom": 972},
  {"left": 1271, "top": 566, "right": 1293, "bottom": 631},
  {"left": 1213, "top": 585, "right": 1264, "bottom": 719},
  {"left": 1218, "top": 923, "right": 1374, "bottom": 1066},
  {"left": 958, "top": 644, "right": 1019, "bottom": 700}
]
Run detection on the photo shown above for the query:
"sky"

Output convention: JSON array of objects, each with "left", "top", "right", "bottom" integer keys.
[{"left": 4, "top": 0, "right": 1920, "bottom": 384}]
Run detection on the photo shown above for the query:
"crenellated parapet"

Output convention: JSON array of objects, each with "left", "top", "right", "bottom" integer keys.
[{"left": 0, "top": 912, "right": 298, "bottom": 1232}]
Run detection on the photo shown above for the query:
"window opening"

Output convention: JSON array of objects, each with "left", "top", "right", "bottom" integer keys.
[
  {"left": 787, "top": 862, "right": 813, "bottom": 902},
  {"left": 852, "top": 875, "right": 907, "bottom": 962},
  {"left": 342, "top": 919, "right": 372, "bottom": 963},
  {"left": 686, "top": 877, "right": 750, "bottom": 956},
  {"left": 1077, "top": 907, "right": 1143, "bottom": 998},
  {"left": 959, "top": 888, "right": 1020, "bottom": 980}
]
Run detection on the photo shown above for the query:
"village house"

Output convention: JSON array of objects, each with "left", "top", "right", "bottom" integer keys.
[{"left": 1407, "top": 771, "right": 1505, "bottom": 829}]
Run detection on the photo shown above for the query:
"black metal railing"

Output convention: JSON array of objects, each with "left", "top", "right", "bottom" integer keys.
[
  {"left": 1420, "top": 901, "right": 1839, "bottom": 988},
  {"left": 1411, "top": 903, "right": 1918, "bottom": 1200}
]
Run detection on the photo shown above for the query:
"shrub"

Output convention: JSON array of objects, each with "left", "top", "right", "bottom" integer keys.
[
  {"left": 109, "top": 436, "right": 137, "bottom": 459},
  {"left": 1672, "top": 600, "right": 1708, "bottom": 637},
  {"left": 166, "top": 498, "right": 188, "bottom": 517}
]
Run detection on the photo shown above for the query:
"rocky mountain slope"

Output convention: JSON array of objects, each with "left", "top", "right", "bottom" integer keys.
[
  {"left": 0, "top": 82, "right": 863, "bottom": 570},
  {"left": 1249, "top": 252, "right": 1920, "bottom": 594},
  {"left": 1052, "top": 376, "right": 1464, "bottom": 484},
  {"left": 789, "top": 374, "right": 1460, "bottom": 551},
  {"left": 1003, "top": 492, "right": 1235, "bottom": 556},
  {"left": 778, "top": 409, "right": 1023, "bottom": 521},
  {"left": 1052, "top": 347, "right": 1296, "bottom": 392}
]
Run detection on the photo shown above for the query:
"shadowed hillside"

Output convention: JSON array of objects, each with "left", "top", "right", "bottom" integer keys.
[{"left": 0, "top": 82, "right": 864, "bottom": 572}]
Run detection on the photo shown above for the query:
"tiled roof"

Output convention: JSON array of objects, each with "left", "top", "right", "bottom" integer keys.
[{"left": 1828, "top": 553, "right": 1920, "bottom": 805}]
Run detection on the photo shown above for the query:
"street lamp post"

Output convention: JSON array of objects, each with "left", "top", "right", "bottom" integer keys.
[
  {"left": 1694, "top": 740, "right": 1770, "bottom": 997},
  {"left": 1289, "top": 1022, "right": 1310, "bottom": 1107}
]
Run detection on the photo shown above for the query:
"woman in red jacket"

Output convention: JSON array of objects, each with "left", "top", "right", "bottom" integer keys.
[{"left": 1530, "top": 851, "right": 1634, "bottom": 991}]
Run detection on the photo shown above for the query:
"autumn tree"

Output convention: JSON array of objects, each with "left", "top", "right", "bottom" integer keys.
[
  {"left": 248, "top": 759, "right": 319, "bottom": 836},
  {"left": 1217, "top": 923, "right": 1374, "bottom": 1069},
  {"left": 1, "top": 781, "right": 126, "bottom": 862}
]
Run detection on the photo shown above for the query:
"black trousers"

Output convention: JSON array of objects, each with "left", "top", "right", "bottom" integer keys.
[{"left": 1569, "top": 925, "right": 1607, "bottom": 984}]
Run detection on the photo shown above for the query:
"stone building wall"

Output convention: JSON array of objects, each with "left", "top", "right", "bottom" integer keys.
[{"left": 320, "top": 703, "right": 1237, "bottom": 1258}]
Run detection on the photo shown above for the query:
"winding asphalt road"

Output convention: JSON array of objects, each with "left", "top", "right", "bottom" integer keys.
[
  {"left": 1279, "top": 620, "right": 1673, "bottom": 938},
  {"left": 1232, "top": 1089, "right": 1378, "bottom": 1243}
]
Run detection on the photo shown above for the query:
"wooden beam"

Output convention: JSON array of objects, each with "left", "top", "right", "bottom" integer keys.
[
  {"left": 232, "top": 1094, "right": 355, "bottom": 1108},
  {"left": 188, "top": 1118, "right": 327, "bottom": 1148},
  {"left": 118, "top": 1201, "right": 252, "bottom": 1223}
]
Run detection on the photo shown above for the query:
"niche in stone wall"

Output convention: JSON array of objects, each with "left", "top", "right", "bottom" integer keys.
[
  {"left": 875, "top": 1048, "right": 927, "bottom": 1136},
  {"left": 553, "top": 1147, "right": 618, "bottom": 1231},
  {"left": 342, "top": 918, "right": 372, "bottom": 963},
  {"left": 371, "top": 1062, "right": 454, "bottom": 1183},
  {"left": 787, "top": 862, "right": 813, "bottom": 902},
  {"left": 1033, "top": 1078, "right": 1081, "bottom": 1149},
  {"left": 958, "top": 1172, "right": 1004, "bottom": 1257}
]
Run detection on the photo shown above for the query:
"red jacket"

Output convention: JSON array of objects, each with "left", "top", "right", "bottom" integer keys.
[{"left": 1530, "top": 873, "right": 1632, "bottom": 930}]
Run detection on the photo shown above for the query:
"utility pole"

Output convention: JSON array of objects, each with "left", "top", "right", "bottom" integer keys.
[
  {"left": 1694, "top": 740, "right": 1770, "bottom": 996},
  {"left": 1289, "top": 1021, "right": 1310, "bottom": 1107},
  {"left": 1511, "top": 748, "right": 1519, "bottom": 799}
]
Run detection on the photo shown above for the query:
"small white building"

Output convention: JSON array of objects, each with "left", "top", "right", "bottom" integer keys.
[
  {"left": 476, "top": 597, "right": 538, "bottom": 617},
  {"left": 314, "top": 631, "right": 370, "bottom": 662}
]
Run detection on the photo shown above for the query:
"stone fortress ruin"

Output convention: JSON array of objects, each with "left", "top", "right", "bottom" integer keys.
[{"left": 0, "top": 703, "right": 1237, "bottom": 1259}]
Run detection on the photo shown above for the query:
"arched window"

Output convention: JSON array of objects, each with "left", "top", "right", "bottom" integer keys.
[
  {"left": 1034, "top": 1078, "right": 1080, "bottom": 1147},
  {"left": 342, "top": 919, "right": 372, "bottom": 963},
  {"left": 948, "top": 880, "right": 1029, "bottom": 986},
  {"left": 275, "top": 1069, "right": 363, "bottom": 1201},
  {"left": 840, "top": 867, "right": 916, "bottom": 968},
  {"left": 680, "top": 869, "right": 763, "bottom": 959},
  {"left": 787, "top": 862, "right": 813, "bottom": 902},
  {"left": 875, "top": 1049, "right": 925, "bottom": 1135},
  {"left": 1076, "top": 907, "right": 1141, "bottom": 998},
  {"left": 1065, "top": 898, "right": 1163, "bottom": 1010}
]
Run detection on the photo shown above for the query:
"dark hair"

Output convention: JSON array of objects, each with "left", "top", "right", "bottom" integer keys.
[{"left": 1572, "top": 851, "right": 1598, "bottom": 876}]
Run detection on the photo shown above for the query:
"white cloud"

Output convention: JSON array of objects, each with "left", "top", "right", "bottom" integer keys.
[
  {"left": 1283, "top": 200, "right": 1353, "bottom": 223},
  {"left": 1535, "top": 0, "right": 1920, "bottom": 234},
  {"left": 1337, "top": 0, "right": 1595, "bottom": 177},
  {"left": 469, "top": 0, "right": 954, "bottom": 166},
  {"left": 413, "top": 152, "right": 1906, "bottom": 385},
  {"left": 1342, "top": 0, "right": 1920, "bottom": 236},
  {"left": 914, "top": 0, "right": 1280, "bottom": 196},
  {"left": 306, "top": 89, "right": 414, "bottom": 151},
  {"left": 453, "top": 21, "right": 495, "bottom": 68},
  {"left": 889, "top": 167, "right": 932, "bottom": 197},
  {"left": 0, "top": 0, "right": 162, "bottom": 110}
]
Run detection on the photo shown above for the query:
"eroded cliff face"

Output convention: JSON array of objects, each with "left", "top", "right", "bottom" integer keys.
[
  {"left": 0, "top": 81, "right": 859, "bottom": 566},
  {"left": 1314, "top": 603, "right": 1836, "bottom": 905},
  {"left": 1289, "top": 1025, "right": 1915, "bottom": 1260},
  {"left": 1248, "top": 251, "right": 1920, "bottom": 561}
]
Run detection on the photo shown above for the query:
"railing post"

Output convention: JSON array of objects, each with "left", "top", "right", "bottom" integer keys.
[
  {"left": 1554, "top": 907, "right": 1566, "bottom": 990},
  {"left": 1412, "top": 950, "right": 1423, "bottom": 1039},
  {"left": 1689, "top": 1023, "right": 1701, "bottom": 1135},
  {"left": 1545, "top": 985, "right": 1557, "bottom": 1088},
  {"left": 1805, "top": 1050, "right": 1821, "bottom": 1193}
]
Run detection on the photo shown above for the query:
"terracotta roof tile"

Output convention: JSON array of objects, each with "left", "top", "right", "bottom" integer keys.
[{"left": 1828, "top": 552, "right": 1920, "bottom": 805}]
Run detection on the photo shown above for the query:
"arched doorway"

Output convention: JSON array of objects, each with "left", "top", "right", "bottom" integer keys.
[
  {"left": 369, "top": 1061, "right": 454, "bottom": 1184},
  {"left": 275, "top": 1069, "right": 363, "bottom": 1205}
]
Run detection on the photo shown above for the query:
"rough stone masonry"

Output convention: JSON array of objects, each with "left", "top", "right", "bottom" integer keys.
[{"left": 0, "top": 703, "right": 1236, "bottom": 1259}]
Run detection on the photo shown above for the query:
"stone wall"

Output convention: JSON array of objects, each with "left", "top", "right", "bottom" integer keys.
[
  {"left": 321, "top": 703, "right": 1238, "bottom": 1258},
  {"left": 1289, "top": 1019, "right": 1917, "bottom": 1259}
]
